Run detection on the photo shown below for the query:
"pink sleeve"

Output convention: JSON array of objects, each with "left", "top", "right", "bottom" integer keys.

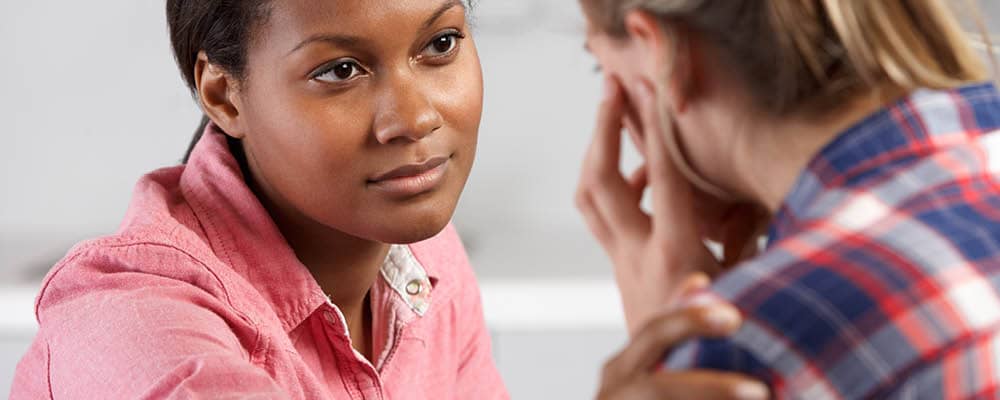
[{"left": 12, "top": 249, "right": 290, "bottom": 399}]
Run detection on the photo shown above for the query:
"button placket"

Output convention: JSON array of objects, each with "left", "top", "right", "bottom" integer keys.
[{"left": 381, "top": 245, "right": 432, "bottom": 315}]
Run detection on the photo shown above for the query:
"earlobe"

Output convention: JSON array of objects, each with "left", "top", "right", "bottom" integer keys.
[{"left": 194, "top": 51, "right": 245, "bottom": 139}]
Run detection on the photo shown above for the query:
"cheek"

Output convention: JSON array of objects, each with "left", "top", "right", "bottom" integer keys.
[
  {"left": 241, "top": 82, "right": 373, "bottom": 206},
  {"left": 434, "top": 48, "right": 484, "bottom": 155}
]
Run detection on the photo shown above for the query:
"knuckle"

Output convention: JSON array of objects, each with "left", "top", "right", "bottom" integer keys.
[
  {"left": 600, "top": 362, "right": 619, "bottom": 382},
  {"left": 598, "top": 96, "right": 618, "bottom": 113},
  {"left": 574, "top": 190, "right": 590, "bottom": 210}
]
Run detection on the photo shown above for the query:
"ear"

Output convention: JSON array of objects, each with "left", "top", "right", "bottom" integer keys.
[
  {"left": 623, "top": 10, "right": 697, "bottom": 113},
  {"left": 194, "top": 51, "right": 247, "bottom": 139}
]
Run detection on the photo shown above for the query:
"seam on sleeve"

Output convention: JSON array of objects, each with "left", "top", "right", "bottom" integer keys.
[{"left": 45, "top": 340, "right": 54, "bottom": 400}]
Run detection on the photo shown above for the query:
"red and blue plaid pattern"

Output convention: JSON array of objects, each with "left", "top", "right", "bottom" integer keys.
[{"left": 666, "top": 83, "right": 1000, "bottom": 399}]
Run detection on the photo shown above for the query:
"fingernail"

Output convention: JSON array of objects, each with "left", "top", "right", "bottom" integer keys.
[
  {"left": 734, "top": 382, "right": 770, "bottom": 400},
  {"left": 684, "top": 292, "right": 717, "bottom": 307},
  {"left": 706, "top": 305, "right": 741, "bottom": 330},
  {"left": 687, "top": 274, "right": 711, "bottom": 290}
]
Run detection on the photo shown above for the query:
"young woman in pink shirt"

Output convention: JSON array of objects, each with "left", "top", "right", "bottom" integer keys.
[{"left": 11, "top": 1, "right": 758, "bottom": 398}]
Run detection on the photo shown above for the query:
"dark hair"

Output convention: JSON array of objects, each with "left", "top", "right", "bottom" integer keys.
[{"left": 166, "top": 0, "right": 271, "bottom": 163}]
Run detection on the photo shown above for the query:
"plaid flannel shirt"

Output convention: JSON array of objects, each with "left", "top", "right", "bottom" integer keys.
[{"left": 666, "top": 83, "right": 1000, "bottom": 400}]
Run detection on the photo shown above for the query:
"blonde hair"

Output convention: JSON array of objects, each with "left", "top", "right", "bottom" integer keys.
[{"left": 582, "top": 0, "right": 994, "bottom": 118}]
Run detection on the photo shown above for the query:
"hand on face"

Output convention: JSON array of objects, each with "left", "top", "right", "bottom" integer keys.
[{"left": 576, "top": 76, "right": 766, "bottom": 335}]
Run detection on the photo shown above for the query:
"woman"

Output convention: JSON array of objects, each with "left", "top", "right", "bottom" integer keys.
[
  {"left": 577, "top": 0, "right": 1000, "bottom": 399},
  {"left": 9, "top": 1, "right": 755, "bottom": 398},
  {"left": 11, "top": 1, "right": 501, "bottom": 398}
]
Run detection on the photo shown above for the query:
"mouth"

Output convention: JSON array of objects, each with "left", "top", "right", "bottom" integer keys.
[{"left": 368, "top": 156, "right": 451, "bottom": 198}]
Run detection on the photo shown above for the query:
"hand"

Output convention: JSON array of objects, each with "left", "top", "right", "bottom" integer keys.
[
  {"left": 596, "top": 289, "right": 769, "bottom": 400},
  {"left": 618, "top": 82, "right": 769, "bottom": 271},
  {"left": 576, "top": 76, "right": 766, "bottom": 334}
]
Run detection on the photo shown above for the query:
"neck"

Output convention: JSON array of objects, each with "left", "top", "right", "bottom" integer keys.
[
  {"left": 732, "top": 86, "right": 908, "bottom": 213},
  {"left": 261, "top": 191, "right": 387, "bottom": 360},
  {"left": 237, "top": 143, "right": 386, "bottom": 360}
]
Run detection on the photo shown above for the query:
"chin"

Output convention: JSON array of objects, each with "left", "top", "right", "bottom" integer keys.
[
  {"left": 378, "top": 216, "right": 451, "bottom": 245},
  {"left": 356, "top": 175, "right": 468, "bottom": 244},
  {"left": 360, "top": 202, "right": 455, "bottom": 245}
]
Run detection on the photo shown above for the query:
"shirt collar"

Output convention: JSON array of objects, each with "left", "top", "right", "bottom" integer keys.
[
  {"left": 180, "top": 124, "right": 437, "bottom": 332},
  {"left": 769, "top": 83, "right": 1000, "bottom": 244}
]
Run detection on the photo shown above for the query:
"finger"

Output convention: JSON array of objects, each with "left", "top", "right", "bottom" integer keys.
[
  {"left": 576, "top": 76, "right": 626, "bottom": 245},
  {"left": 583, "top": 75, "right": 626, "bottom": 181},
  {"left": 615, "top": 304, "right": 742, "bottom": 374},
  {"left": 677, "top": 273, "right": 711, "bottom": 298},
  {"left": 649, "top": 370, "right": 770, "bottom": 400},
  {"left": 631, "top": 81, "right": 694, "bottom": 240},
  {"left": 624, "top": 114, "right": 647, "bottom": 159},
  {"left": 575, "top": 191, "right": 613, "bottom": 245},
  {"left": 581, "top": 77, "right": 652, "bottom": 238},
  {"left": 627, "top": 164, "right": 649, "bottom": 195}
]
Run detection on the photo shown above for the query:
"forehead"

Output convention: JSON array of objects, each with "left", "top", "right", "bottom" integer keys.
[{"left": 266, "top": 0, "right": 462, "bottom": 34}]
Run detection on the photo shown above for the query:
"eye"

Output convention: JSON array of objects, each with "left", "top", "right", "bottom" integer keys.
[
  {"left": 312, "top": 59, "right": 367, "bottom": 83},
  {"left": 422, "top": 31, "right": 464, "bottom": 58}
]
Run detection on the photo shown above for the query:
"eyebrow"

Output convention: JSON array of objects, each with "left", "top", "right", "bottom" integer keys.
[
  {"left": 288, "top": 0, "right": 466, "bottom": 55},
  {"left": 421, "top": 0, "right": 465, "bottom": 31}
]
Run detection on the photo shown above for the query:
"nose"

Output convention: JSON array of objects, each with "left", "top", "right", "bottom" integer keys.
[{"left": 372, "top": 70, "right": 444, "bottom": 144}]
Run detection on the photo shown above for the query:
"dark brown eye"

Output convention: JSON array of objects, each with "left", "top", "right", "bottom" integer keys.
[
  {"left": 424, "top": 33, "right": 461, "bottom": 57},
  {"left": 333, "top": 63, "right": 355, "bottom": 80},
  {"left": 313, "top": 59, "right": 365, "bottom": 83},
  {"left": 433, "top": 35, "right": 455, "bottom": 54}
]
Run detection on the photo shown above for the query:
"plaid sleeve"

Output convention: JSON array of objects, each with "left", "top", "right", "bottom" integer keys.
[
  {"left": 881, "top": 331, "right": 1000, "bottom": 400},
  {"left": 660, "top": 255, "right": 916, "bottom": 399},
  {"left": 665, "top": 336, "right": 779, "bottom": 388},
  {"left": 663, "top": 257, "right": 1000, "bottom": 400}
]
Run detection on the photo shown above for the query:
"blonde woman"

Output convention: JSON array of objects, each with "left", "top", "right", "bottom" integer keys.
[{"left": 576, "top": 1, "right": 1000, "bottom": 399}]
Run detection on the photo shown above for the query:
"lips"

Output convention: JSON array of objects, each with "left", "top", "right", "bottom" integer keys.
[
  {"left": 368, "top": 156, "right": 451, "bottom": 197},
  {"left": 370, "top": 157, "right": 449, "bottom": 182}
]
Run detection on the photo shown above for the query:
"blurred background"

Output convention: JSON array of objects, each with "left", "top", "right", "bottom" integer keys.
[{"left": 2, "top": 1, "right": 1000, "bottom": 399}]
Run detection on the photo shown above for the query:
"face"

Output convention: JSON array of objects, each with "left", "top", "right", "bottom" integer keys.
[
  {"left": 232, "top": 0, "right": 483, "bottom": 244},
  {"left": 580, "top": 6, "right": 745, "bottom": 200}
]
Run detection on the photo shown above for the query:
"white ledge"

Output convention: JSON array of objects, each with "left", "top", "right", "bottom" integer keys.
[{"left": 0, "top": 279, "right": 627, "bottom": 337}]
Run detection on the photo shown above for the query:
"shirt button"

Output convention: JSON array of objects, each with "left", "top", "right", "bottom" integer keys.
[{"left": 405, "top": 280, "right": 423, "bottom": 296}]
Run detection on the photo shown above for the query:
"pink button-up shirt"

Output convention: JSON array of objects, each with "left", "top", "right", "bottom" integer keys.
[{"left": 10, "top": 128, "right": 508, "bottom": 399}]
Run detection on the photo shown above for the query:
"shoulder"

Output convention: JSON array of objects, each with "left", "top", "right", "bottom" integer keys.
[
  {"left": 691, "top": 228, "right": 1000, "bottom": 398},
  {"left": 35, "top": 163, "right": 232, "bottom": 313},
  {"left": 35, "top": 235, "right": 237, "bottom": 326}
]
